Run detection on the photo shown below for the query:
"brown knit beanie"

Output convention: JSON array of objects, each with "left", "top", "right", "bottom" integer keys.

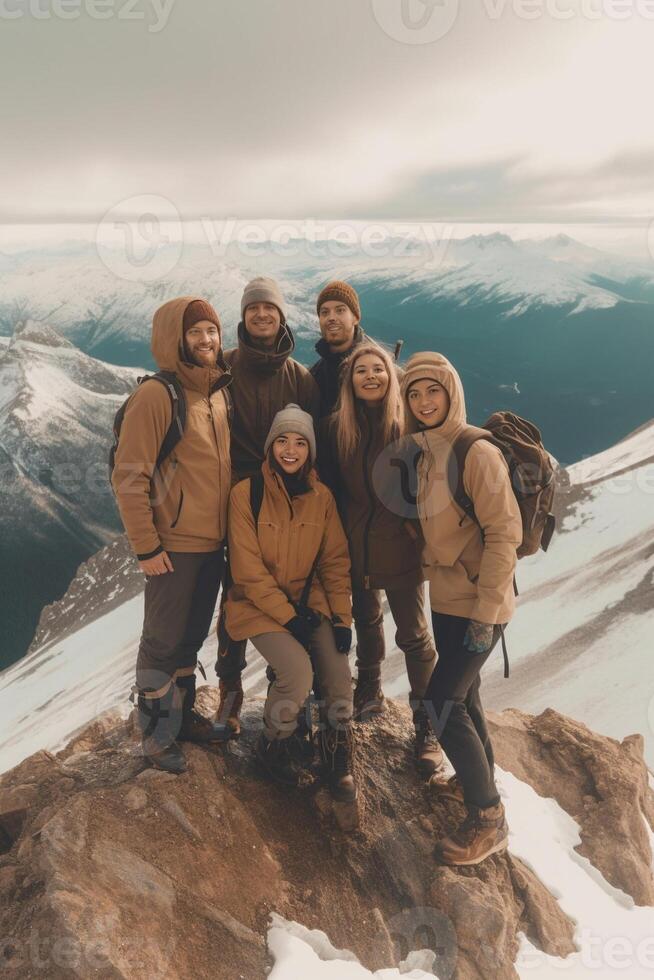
[
  {"left": 241, "top": 277, "right": 287, "bottom": 324},
  {"left": 316, "top": 280, "right": 361, "bottom": 321},
  {"left": 182, "top": 299, "right": 221, "bottom": 334}
]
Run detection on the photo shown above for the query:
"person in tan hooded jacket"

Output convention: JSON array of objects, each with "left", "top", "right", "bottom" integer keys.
[
  {"left": 401, "top": 351, "right": 523, "bottom": 867},
  {"left": 223, "top": 404, "right": 358, "bottom": 802},
  {"left": 111, "top": 296, "right": 233, "bottom": 773}
]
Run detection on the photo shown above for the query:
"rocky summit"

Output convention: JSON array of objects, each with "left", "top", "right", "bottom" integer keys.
[{"left": 0, "top": 696, "right": 652, "bottom": 979}]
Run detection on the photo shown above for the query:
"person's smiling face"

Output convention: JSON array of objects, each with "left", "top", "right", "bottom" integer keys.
[
  {"left": 351, "top": 353, "right": 389, "bottom": 404},
  {"left": 318, "top": 300, "right": 358, "bottom": 352},
  {"left": 244, "top": 302, "right": 281, "bottom": 346},
  {"left": 272, "top": 433, "right": 310, "bottom": 474},
  {"left": 183, "top": 320, "right": 221, "bottom": 367},
  {"left": 407, "top": 379, "right": 450, "bottom": 427}
]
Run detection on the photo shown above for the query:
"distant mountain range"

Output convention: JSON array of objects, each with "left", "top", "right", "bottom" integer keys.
[
  {"left": 0, "top": 321, "right": 138, "bottom": 668},
  {"left": 1, "top": 231, "right": 652, "bottom": 464}
]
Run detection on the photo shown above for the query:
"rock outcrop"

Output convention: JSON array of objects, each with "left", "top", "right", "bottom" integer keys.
[{"left": 0, "top": 696, "right": 651, "bottom": 979}]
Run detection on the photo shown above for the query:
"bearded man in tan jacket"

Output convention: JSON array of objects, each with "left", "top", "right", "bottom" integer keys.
[{"left": 111, "top": 297, "right": 233, "bottom": 773}]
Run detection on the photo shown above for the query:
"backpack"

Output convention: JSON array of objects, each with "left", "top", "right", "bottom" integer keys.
[
  {"left": 448, "top": 411, "right": 556, "bottom": 559},
  {"left": 109, "top": 371, "right": 186, "bottom": 483}
]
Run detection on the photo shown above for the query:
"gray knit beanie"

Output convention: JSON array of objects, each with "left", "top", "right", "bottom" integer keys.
[
  {"left": 241, "top": 276, "right": 287, "bottom": 324},
  {"left": 264, "top": 403, "right": 316, "bottom": 463}
]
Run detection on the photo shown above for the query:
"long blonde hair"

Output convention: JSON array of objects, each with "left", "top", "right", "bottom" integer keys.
[{"left": 332, "top": 343, "right": 405, "bottom": 458}]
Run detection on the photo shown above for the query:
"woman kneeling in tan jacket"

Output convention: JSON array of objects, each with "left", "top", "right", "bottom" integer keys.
[
  {"left": 401, "top": 353, "right": 523, "bottom": 866},
  {"left": 223, "top": 404, "right": 357, "bottom": 801}
]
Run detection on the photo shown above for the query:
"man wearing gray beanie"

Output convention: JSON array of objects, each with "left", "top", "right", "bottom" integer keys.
[{"left": 217, "top": 279, "right": 320, "bottom": 733}]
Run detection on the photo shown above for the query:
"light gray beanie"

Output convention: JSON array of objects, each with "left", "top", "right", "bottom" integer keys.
[
  {"left": 241, "top": 276, "right": 287, "bottom": 324},
  {"left": 264, "top": 403, "right": 316, "bottom": 463}
]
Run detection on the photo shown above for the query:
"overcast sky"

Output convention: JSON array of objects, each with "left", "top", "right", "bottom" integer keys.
[{"left": 1, "top": 0, "right": 653, "bottom": 224}]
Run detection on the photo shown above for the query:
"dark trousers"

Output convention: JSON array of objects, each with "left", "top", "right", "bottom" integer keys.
[
  {"left": 424, "top": 612, "right": 501, "bottom": 810},
  {"left": 352, "top": 582, "right": 436, "bottom": 697},
  {"left": 136, "top": 550, "right": 224, "bottom": 695}
]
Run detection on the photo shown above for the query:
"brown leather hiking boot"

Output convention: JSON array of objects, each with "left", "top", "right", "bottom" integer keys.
[
  {"left": 428, "top": 773, "right": 465, "bottom": 804},
  {"left": 217, "top": 677, "right": 244, "bottom": 737},
  {"left": 353, "top": 672, "right": 385, "bottom": 720},
  {"left": 319, "top": 723, "right": 358, "bottom": 803},
  {"left": 413, "top": 704, "right": 444, "bottom": 776},
  {"left": 435, "top": 801, "right": 508, "bottom": 866},
  {"left": 178, "top": 708, "right": 232, "bottom": 743}
]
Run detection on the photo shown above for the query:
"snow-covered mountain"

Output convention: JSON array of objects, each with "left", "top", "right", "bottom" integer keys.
[
  {"left": 1, "top": 416, "right": 653, "bottom": 776},
  {"left": 1, "top": 232, "right": 651, "bottom": 353},
  {"left": 0, "top": 320, "right": 139, "bottom": 668},
  {"left": 2, "top": 231, "right": 652, "bottom": 466}
]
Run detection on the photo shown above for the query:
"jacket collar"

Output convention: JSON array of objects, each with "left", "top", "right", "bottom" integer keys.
[
  {"left": 314, "top": 324, "right": 365, "bottom": 362},
  {"left": 236, "top": 320, "right": 295, "bottom": 376}
]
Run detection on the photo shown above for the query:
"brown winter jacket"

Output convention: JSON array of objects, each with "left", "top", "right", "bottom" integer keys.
[
  {"left": 401, "top": 353, "right": 523, "bottom": 625},
  {"left": 224, "top": 322, "right": 320, "bottom": 483},
  {"left": 319, "top": 405, "right": 423, "bottom": 591},
  {"left": 223, "top": 460, "right": 352, "bottom": 640},
  {"left": 111, "top": 296, "right": 232, "bottom": 558}
]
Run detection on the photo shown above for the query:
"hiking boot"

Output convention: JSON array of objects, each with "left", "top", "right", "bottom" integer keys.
[
  {"left": 217, "top": 676, "right": 244, "bottom": 738},
  {"left": 320, "top": 723, "right": 358, "bottom": 803},
  {"left": 435, "top": 801, "right": 508, "bottom": 866},
  {"left": 428, "top": 773, "right": 465, "bottom": 804},
  {"left": 176, "top": 674, "right": 232, "bottom": 743},
  {"left": 413, "top": 702, "right": 445, "bottom": 776},
  {"left": 179, "top": 709, "right": 232, "bottom": 743},
  {"left": 353, "top": 671, "right": 385, "bottom": 720},
  {"left": 136, "top": 687, "right": 187, "bottom": 774},
  {"left": 143, "top": 737, "right": 187, "bottom": 774},
  {"left": 255, "top": 732, "right": 307, "bottom": 788}
]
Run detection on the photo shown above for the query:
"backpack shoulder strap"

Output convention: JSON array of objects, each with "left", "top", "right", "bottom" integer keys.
[
  {"left": 448, "top": 426, "right": 494, "bottom": 526},
  {"left": 249, "top": 472, "right": 265, "bottom": 525},
  {"left": 148, "top": 372, "right": 186, "bottom": 468}
]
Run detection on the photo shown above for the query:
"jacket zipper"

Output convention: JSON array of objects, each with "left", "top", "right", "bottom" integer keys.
[{"left": 361, "top": 419, "right": 375, "bottom": 588}]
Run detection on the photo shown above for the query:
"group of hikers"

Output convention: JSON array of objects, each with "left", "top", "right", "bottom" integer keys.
[{"left": 110, "top": 276, "right": 531, "bottom": 867}]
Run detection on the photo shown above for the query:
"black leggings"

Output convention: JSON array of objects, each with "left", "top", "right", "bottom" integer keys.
[{"left": 424, "top": 612, "right": 501, "bottom": 810}]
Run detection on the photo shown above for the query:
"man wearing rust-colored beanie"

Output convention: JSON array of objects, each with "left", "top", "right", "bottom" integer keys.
[
  {"left": 111, "top": 296, "right": 234, "bottom": 776},
  {"left": 311, "top": 280, "right": 369, "bottom": 418}
]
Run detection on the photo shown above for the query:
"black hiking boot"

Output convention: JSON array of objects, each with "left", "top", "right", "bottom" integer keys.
[
  {"left": 353, "top": 669, "right": 385, "bottom": 721},
  {"left": 255, "top": 732, "right": 310, "bottom": 788},
  {"left": 412, "top": 701, "right": 445, "bottom": 777},
  {"left": 176, "top": 675, "right": 232, "bottom": 743},
  {"left": 136, "top": 686, "right": 187, "bottom": 775},
  {"left": 320, "top": 723, "right": 358, "bottom": 803}
]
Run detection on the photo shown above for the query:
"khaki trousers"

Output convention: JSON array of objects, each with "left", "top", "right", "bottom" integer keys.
[{"left": 251, "top": 618, "right": 353, "bottom": 740}]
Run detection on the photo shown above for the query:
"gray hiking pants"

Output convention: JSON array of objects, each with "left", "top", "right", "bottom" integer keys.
[
  {"left": 251, "top": 617, "right": 353, "bottom": 740},
  {"left": 136, "top": 550, "right": 224, "bottom": 697}
]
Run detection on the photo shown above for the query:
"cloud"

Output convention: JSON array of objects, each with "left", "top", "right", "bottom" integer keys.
[{"left": 0, "top": 0, "right": 652, "bottom": 222}]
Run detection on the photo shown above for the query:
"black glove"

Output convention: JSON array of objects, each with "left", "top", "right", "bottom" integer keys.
[
  {"left": 284, "top": 615, "right": 314, "bottom": 651},
  {"left": 331, "top": 615, "right": 352, "bottom": 654},
  {"left": 333, "top": 626, "right": 352, "bottom": 654}
]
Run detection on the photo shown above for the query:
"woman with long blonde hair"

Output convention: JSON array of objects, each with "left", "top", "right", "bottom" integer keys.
[{"left": 320, "top": 343, "right": 442, "bottom": 775}]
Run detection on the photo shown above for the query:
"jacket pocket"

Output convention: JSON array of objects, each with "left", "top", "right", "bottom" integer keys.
[{"left": 170, "top": 488, "right": 184, "bottom": 528}]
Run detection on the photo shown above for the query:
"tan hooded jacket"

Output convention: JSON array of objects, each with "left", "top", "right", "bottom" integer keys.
[
  {"left": 111, "top": 296, "right": 232, "bottom": 558},
  {"left": 400, "top": 352, "right": 522, "bottom": 625},
  {"left": 223, "top": 460, "right": 352, "bottom": 640}
]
